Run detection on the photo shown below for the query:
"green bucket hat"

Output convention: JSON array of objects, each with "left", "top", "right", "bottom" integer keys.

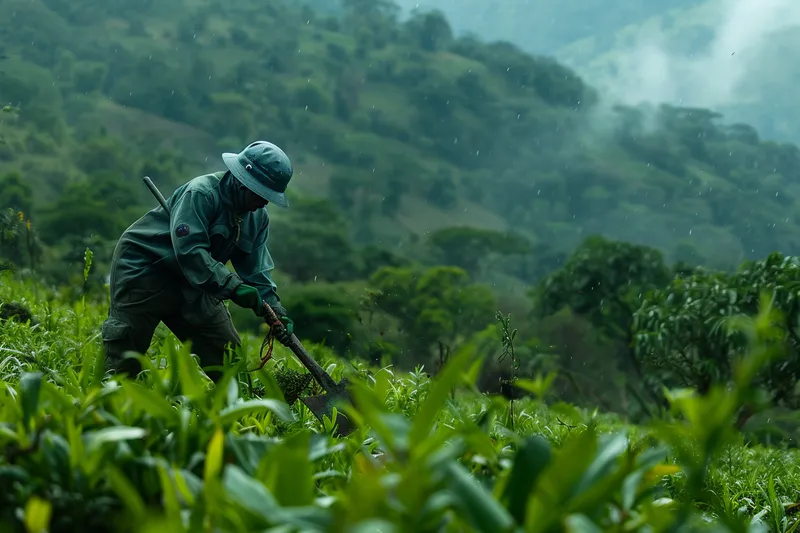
[{"left": 222, "top": 141, "right": 294, "bottom": 208}]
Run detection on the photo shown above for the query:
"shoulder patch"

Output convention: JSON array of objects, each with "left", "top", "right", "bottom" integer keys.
[{"left": 175, "top": 223, "right": 190, "bottom": 237}]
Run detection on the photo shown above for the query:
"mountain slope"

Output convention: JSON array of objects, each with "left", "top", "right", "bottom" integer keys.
[
  {"left": 393, "top": 0, "right": 800, "bottom": 147},
  {"left": 1, "top": 0, "right": 799, "bottom": 277}
]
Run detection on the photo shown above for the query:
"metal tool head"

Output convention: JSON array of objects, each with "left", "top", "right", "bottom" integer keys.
[{"left": 300, "top": 378, "right": 355, "bottom": 437}]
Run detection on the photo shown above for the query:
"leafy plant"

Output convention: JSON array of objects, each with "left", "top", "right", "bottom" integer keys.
[{"left": 0, "top": 272, "right": 798, "bottom": 532}]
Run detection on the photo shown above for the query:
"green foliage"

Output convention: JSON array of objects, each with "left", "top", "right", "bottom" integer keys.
[
  {"left": 0, "top": 208, "right": 40, "bottom": 272},
  {"left": 268, "top": 197, "right": 362, "bottom": 283},
  {"left": 4, "top": 3, "right": 800, "bottom": 528},
  {"left": 533, "top": 234, "right": 673, "bottom": 341},
  {"left": 1, "top": 271, "right": 799, "bottom": 532},
  {"left": 634, "top": 252, "right": 800, "bottom": 415},
  {"left": 426, "top": 226, "right": 532, "bottom": 276},
  {"left": 2, "top": 0, "right": 797, "bottom": 282},
  {"left": 0, "top": 171, "right": 33, "bottom": 214},
  {"left": 280, "top": 282, "right": 361, "bottom": 353},
  {"left": 368, "top": 265, "right": 497, "bottom": 364}
]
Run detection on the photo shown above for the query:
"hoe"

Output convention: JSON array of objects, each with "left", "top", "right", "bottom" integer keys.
[{"left": 142, "top": 176, "right": 355, "bottom": 437}]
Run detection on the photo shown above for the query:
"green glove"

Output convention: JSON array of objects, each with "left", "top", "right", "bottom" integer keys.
[
  {"left": 272, "top": 304, "right": 293, "bottom": 345},
  {"left": 279, "top": 316, "right": 294, "bottom": 335},
  {"left": 231, "top": 284, "right": 263, "bottom": 315}
]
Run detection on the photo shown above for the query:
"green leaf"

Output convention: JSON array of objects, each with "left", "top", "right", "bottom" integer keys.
[
  {"left": 106, "top": 466, "right": 146, "bottom": 520},
  {"left": 218, "top": 398, "right": 295, "bottom": 425},
  {"left": 23, "top": 496, "right": 51, "bottom": 533},
  {"left": 525, "top": 427, "right": 598, "bottom": 530},
  {"left": 572, "top": 432, "right": 629, "bottom": 497},
  {"left": 211, "top": 361, "right": 242, "bottom": 414},
  {"left": 513, "top": 373, "right": 556, "bottom": 400},
  {"left": 205, "top": 428, "right": 224, "bottom": 482},
  {"left": 121, "top": 381, "right": 179, "bottom": 422},
  {"left": 564, "top": 514, "right": 602, "bottom": 533},
  {"left": 442, "top": 461, "right": 516, "bottom": 533},
  {"left": 157, "top": 463, "right": 182, "bottom": 521},
  {"left": 501, "top": 435, "right": 552, "bottom": 524},
  {"left": 226, "top": 435, "right": 277, "bottom": 476},
  {"left": 350, "top": 520, "right": 399, "bottom": 533},
  {"left": 84, "top": 426, "right": 146, "bottom": 451},
  {"left": 19, "top": 372, "right": 42, "bottom": 431},
  {"left": 409, "top": 343, "right": 479, "bottom": 449},
  {"left": 222, "top": 465, "right": 280, "bottom": 522},
  {"left": 223, "top": 465, "right": 330, "bottom": 530},
  {"left": 258, "top": 430, "right": 315, "bottom": 507},
  {"left": 174, "top": 341, "right": 208, "bottom": 400}
]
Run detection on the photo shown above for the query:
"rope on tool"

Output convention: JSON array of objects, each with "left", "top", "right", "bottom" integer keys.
[{"left": 248, "top": 314, "right": 283, "bottom": 372}]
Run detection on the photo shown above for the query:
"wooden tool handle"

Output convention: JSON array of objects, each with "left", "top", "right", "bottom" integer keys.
[
  {"left": 142, "top": 176, "right": 171, "bottom": 215},
  {"left": 263, "top": 302, "right": 339, "bottom": 392}
]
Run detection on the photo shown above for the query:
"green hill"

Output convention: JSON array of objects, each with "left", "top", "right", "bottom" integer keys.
[
  {"left": 395, "top": 0, "right": 800, "bottom": 147},
  {"left": 393, "top": 0, "right": 700, "bottom": 55},
  {"left": 2, "top": 0, "right": 800, "bottom": 282}
]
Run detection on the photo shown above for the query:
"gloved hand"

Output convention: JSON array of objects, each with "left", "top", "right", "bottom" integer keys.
[
  {"left": 231, "top": 284, "right": 266, "bottom": 316},
  {"left": 271, "top": 303, "right": 293, "bottom": 346}
]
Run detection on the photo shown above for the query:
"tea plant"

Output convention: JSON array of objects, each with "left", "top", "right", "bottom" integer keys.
[{"left": 2, "top": 271, "right": 800, "bottom": 532}]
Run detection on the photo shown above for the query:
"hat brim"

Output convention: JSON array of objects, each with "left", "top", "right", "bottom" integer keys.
[{"left": 222, "top": 152, "right": 289, "bottom": 208}]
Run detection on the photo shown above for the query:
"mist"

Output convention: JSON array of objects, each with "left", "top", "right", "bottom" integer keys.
[{"left": 600, "top": 0, "right": 800, "bottom": 111}]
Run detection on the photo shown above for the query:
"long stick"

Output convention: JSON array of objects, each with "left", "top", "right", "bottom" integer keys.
[{"left": 143, "top": 176, "right": 171, "bottom": 215}]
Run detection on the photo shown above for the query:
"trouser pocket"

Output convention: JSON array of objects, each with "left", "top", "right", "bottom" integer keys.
[
  {"left": 101, "top": 312, "right": 159, "bottom": 375},
  {"left": 101, "top": 316, "right": 132, "bottom": 346}
]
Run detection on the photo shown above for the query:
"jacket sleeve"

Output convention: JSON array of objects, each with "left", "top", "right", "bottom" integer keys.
[
  {"left": 230, "top": 219, "right": 281, "bottom": 308},
  {"left": 170, "top": 189, "right": 242, "bottom": 300}
]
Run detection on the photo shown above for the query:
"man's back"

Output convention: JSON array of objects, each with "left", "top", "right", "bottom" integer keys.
[{"left": 113, "top": 171, "right": 270, "bottom": 287}]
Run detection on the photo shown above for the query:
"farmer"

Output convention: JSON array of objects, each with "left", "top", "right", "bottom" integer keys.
[{"left": 101, "top": 140, "right": 294, "bottom": 382}]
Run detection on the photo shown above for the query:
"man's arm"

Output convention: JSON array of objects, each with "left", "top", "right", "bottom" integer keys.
[
  {"left": 170, "top": 189, "right": 243, "bottom": 300},
  {"left": 230, "top": 220, "right": 281, "bottom": 308}
]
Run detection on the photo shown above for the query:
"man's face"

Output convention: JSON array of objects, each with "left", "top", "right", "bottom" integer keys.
[{"left": 243, "top": 189, "right": 268, "bottom": 211}]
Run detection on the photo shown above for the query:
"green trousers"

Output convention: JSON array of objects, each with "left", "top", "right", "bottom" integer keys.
[{"left": 101, "top": 248, "right": 241, "bottom": 382}]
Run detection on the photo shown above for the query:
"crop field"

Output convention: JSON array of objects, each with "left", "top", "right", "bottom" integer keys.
[{"left": 2, "top": 262, "right": 800, "bottom": 533}]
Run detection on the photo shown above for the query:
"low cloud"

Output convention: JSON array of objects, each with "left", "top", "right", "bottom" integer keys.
[{"left": 600, "top": 0, "right": 800, "bottom": 111}]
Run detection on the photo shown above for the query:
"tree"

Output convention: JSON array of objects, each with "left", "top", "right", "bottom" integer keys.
[
  {"left": 267, "top": 198, "right": 361, "bottom": 282},
  {"left": 0, "top": 172, "right": 33, "bottom": 215},
  {"left": 531, "top": 235, "right": 675, "bottom": 411},
  {"left": 405, "top": 10, "right": 453, "bottom": 52},
  {"left": 36, "top": 174, "right": 140, "bottom": 244},
  {"left": 633, "top": 252, "right": 800, "bottom": 424},
  {"left": 532, "top": 235, "right": 672, "bottom": 341},
  {"left": 426, "top": 226, "right": 532, "bottom": 275},
  {"left": 281, "top": 283, "right": 360, "bottom": 353},
  {"left": 368, "top": 265, "right": 496, "bottom": 365}
]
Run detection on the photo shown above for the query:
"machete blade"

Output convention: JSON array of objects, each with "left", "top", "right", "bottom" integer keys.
[{"left": 301, "top": 378, "right": 355, "bottom": 437}]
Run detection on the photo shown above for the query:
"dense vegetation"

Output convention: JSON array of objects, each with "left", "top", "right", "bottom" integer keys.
[
  {"left": 3, "top": 0, "right": 800, "bottom": 382},
  {"left": 4, "top": 255, "right": 800, "bottom": 532},
  {"left": 4, "top": 0, "right": 800, "bottom": 530}
]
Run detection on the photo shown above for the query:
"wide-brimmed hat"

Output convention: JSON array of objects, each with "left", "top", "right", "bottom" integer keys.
[{"left": 222, "top": 141, "right": 293, "bottom": 207}]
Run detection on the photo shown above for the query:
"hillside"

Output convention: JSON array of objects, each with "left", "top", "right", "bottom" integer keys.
[
  {"left": 393, "top": 0, "right": 700, "bottom": 54},
  {"left": 3, "top": 0, "right": 800, "bottom": 279},
  {"left": 394, "top": 0, "right": 800, "bottom": 147}
]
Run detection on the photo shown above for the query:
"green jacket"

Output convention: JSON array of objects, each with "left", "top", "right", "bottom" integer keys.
[{"left": 113, "top": 171, "right": 281, "bottom": 309}]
